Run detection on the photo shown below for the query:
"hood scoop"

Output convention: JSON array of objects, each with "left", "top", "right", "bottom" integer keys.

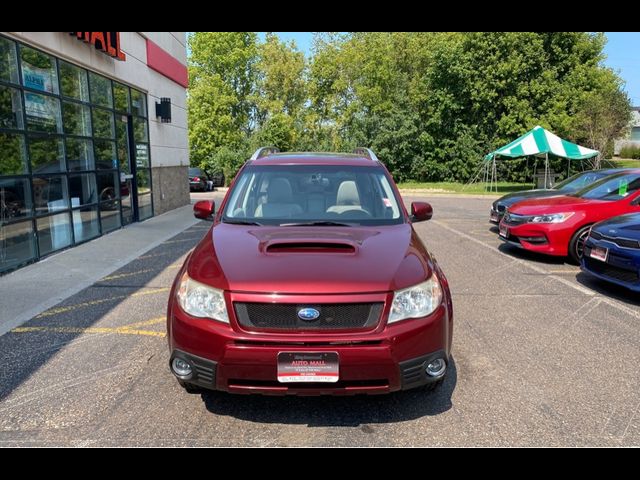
[{"left": 265, "top": 241, "right": 356, "bottom": 254}]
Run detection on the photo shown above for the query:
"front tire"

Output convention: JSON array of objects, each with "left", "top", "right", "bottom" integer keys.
[{"left": 568, "top": 225, "right": 591, "bottom": 264}]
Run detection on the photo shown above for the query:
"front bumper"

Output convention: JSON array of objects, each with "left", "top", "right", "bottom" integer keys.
[
  {"left": 489, "top": 208, "right": 503, "bottom": 225},
  {"left": 581, "top": 238, "right": 640, "bottom": 292},
  {"left": 168, "top": 301, "right": 452, "bottom": 395},
  {"left": 499, "top": 222, "right": 567, "bottom": 256}
]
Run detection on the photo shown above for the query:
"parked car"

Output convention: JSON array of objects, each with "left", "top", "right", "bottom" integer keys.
[
  {"left": 209, "top": 171, "right": 225, "bottom": 188},
  {"left": 581, "top": 213, "right": 640, "bottom": 292},
  {"left": 188, "top": 167, "right": 208, "bottom": 192},
  {"left": 490, "top": 169, "right": 631, "bottom": 225},
  {"left": 499, "top": 170, "right": 640, "bottom": 263},
  {"left": 167, "top": 147, "right": 453, "bottom": 395}
]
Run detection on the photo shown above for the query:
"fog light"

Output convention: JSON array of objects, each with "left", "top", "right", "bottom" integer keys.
[
  {"left": 172, "top": 357, "right": 192, "bottom": 377},
  {"left": 426, "top": 358, "right": 446, "bottom": 377}
]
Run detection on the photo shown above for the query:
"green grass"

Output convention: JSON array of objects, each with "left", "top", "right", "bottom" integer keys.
[
  {"left": 603, "top": 158, "right": 640, "bottom": 168},
  {"left": 397, "top": 181, "right": 531, "bottom": 194}
]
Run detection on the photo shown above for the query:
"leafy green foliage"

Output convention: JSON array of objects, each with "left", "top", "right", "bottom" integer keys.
[
  {"left": 619, "top": 146, "right": 640, "bottom": 160},
  {"left": 188, "top": 32, "right": 631, "bottom": 183}
]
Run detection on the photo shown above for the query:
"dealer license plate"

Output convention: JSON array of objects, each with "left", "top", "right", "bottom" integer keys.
[
  {"left": 499, "top": 225, "right": 509, "bottom": 238},
  {"left": 490, "top": 211, "right": 499, "bottom": 222},
  {"left": 277, "top": 352, "right": 339, "bottom": 383},
  {"left": 589, "top": 246, "right": 608, "bottom": 262}
]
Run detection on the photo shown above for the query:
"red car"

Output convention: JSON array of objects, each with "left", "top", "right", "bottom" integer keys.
[
  {"left": 499, "top": 170, "right": 640, "bottom": 263},
  {"left": 166, "top": 147, "right": 453, "bottom": 395}
]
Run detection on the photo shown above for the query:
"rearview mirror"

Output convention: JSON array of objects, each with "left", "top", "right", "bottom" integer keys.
[
  {"left": 194, "top": 200, "right": 215, "bottom": 220},
  {"left": 411, "top": 201, "right": 433, "bottom": 222}
]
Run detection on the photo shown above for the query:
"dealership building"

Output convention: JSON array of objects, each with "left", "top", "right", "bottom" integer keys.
[{"left": 0, "top": 32, "right": 190, "bottom": 274}]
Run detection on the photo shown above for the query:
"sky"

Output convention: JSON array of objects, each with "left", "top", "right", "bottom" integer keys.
[{"left": 260, "top": 32, "right": 640, "bottom": 107}]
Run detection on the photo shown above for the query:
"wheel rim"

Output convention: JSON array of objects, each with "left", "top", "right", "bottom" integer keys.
[{"left": 576, "top": 229, "right": 589, "bottom": 259}]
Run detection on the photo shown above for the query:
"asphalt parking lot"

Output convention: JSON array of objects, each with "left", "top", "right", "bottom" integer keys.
[{"left": 1, "top": 193, "right": 639, "bottom": 446}]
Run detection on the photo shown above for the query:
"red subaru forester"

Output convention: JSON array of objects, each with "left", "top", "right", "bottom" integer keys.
[{"left": 167, "top": 148, "right": 453, "bottom": 395}]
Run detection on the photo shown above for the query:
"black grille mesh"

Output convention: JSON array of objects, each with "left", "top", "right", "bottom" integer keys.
[{"left": 234, "top": 302, "right": 383, "bottom": 330}]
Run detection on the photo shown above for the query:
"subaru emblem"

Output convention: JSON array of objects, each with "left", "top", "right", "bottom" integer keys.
[{"left": 297, "top": 308, "right": 320, "bottom": 321}]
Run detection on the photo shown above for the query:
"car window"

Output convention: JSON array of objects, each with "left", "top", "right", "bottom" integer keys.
[
  {"left": 556, "top": 171, "right": 612, "bottom": 192},
  {"left": 223, "top": 164, "right": 404, "bottom": 226},
  {"left": 575, "top": 173, "right": 640, "bottom": 201}
]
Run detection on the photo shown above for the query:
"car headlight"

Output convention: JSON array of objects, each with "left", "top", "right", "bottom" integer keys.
[
  {"left": 529, "top": 212, "right": 574, "bottom": 223},
  {"left": 388, "top": 275, "right": 443, "bottom": 323},
  {"left": 176, "top": 271, "right": 229, "bottom": 323}
]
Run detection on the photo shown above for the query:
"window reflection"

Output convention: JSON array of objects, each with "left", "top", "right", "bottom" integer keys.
[
  {"left": 29, "top": 135, "right": 65, "bottom": 173},
  {"left": 0, "top": 133, "right": 27, "bottom": 175},
  {"left": 0, "top": 177, "right": 32, "bottom": 219},
  {"left": 33, "top": 175, "right": 69, "bottom": 215},
  {"left": 0, "top": 85, "right": 24, "bottom": 129},
  {"left": 20, "top": 46, "right": 58, "bottom": 94}
]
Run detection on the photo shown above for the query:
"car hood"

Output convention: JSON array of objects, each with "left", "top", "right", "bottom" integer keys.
[
  {"left": 507, "top": 195, "right": 604, "bottom": 215},
  {"left": 493, "top": 189, "right": 560, "bottom": 209},
  {"left": 187, "top": 223, "right": 432, "bottom": 294},
  {"left": 593, "top": 213, "right": 640, "bottom": 240}
]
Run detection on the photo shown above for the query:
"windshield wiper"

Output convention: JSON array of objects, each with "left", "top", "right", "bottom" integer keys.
[
  {"left": 222, "top": 219, "right": 263, "bottom": 226},
  {"left": 280, "top": 221, "right": 355, "bottom": 227}
]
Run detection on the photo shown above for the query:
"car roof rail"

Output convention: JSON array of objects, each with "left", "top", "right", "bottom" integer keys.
[
  {"left": 250, "top": 146, "right": 280, "bottom": 160},
  {"left": 353, "top": 147, "right": 380, "bottom": 162}
]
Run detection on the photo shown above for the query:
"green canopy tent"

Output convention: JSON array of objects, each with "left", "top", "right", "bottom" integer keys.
[{"left": 483, "top": 125, "right": 599, "bottom": 191}]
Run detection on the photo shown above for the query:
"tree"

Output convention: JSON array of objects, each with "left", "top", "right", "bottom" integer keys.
[{"left": 571, "top": 71, "right": 632, "bottom": 168}]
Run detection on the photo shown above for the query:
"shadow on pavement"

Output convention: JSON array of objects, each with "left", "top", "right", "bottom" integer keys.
[
  {"left": 200, "top": 358, "right": 457, "bottom": 426},
  {"left": 575, "top": 271, "right": 640, "bottom": 307},
  {"left": 497, "top": 243, "right": 569, "bottom": 266},
  {"left": 0, "top": 222, "right": 209, "bottom": 401}
]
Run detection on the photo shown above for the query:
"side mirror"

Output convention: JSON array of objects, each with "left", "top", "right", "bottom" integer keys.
[
  {"left": 411, "top": 201, "right": 433, "bottom": 222},
  {"left": 194, "top": 200, "right": 215, "bottom": 220}
]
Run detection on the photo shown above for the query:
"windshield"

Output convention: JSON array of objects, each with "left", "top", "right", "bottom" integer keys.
[
  {"left": 571, "top": 172, "right": 640, "bottom": 201},
  {"left": 222, "top": 165, "right": 404, "bottom": 226},
  {"left": 189, "top": 168, "right": 202, "bottom": 176},
  {"left": 554, "top": 170, "right": 614, "bottom": 192}
]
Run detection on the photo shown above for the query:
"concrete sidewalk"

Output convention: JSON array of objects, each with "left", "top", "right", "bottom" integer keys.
[{"left": 0, "top": 204, "right": 201, "bottom": 337}]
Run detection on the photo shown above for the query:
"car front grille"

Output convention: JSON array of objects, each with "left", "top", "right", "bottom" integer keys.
[
  {"left": 503, "top": 212, "right": 530, "bottom": 226},
  {"left": 589, "top": 230, "right": 640, "bottom": 249},
  {"left": 584, "top": 257, "right": 639, "bottom": 283},
  {"left": 234, "top": 302, "right": 383, "bottom": 331}
]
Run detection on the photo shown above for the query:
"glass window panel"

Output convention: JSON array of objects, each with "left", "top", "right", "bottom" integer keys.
[
  {"left": 95, "top": 140, "right": 117, "bottom": 169},
  {"left": 136, "top": 168, "right": 151, "bottom": 194},
  {"left": 0, "top": 133, "right": 27, "bottom": 175},
  {"left": 133, "top": 117, "right": 148, "bottom": 143},
  {"left": 62, "top": 101, "right": 91, "bottom": 136},
  {"left": 130, "top": 89, "right": 147, "bottom": 117},
  {"left": 113, "top": 82, "right": 130, "bottom": 113},
  {"left": 0, "top": 220, "right": 36, "bottom": 273},
  {"left": 59, "top": 60, "right": 89, "bottom": 101},
  {"left": 92, "top": 107, "right": 114, "bottom": 139},
  {"left": 37, "top": 212, "right": 72, "bottom": 255},
  {"left": 138, "top": 193, "right": 153, "bottom": 220},
  {"left": 97, "top": 171, "right": 119, "bottom": 204},
  {"left": 29, "top": 135, "right": 64, "bottom": 173},
  {"left": 66, "top": 138, "right": 94, "bottom": 171},
  {"left": 33, "top": 175, "right": 69, "bottom": 215},
  {"left": 72, "top": 205, "right": 99, "bottom": 242},
  {"left": 69, "top": 173, "right": 97, "bottom": 206},
  {"left": 20, "top": 46, "right": 58, "bottom": 94},
  {"left": 24, "top": 92, "right": 62, "bottom": 133},
  {"left": 135, "top": 143, "right": 149, "bottom": 168},
  {"left": 0, "top": 36, "right": 19, "bottom": 84},
  {"left": 100, "top": 201, "right": 121, "bottom": 233},
  {"left": 88, "top": 71, "right": 112, "bottom": 108},
  {"left": 115, "top": 115, "right": 130, "bottom": 174},
  {"left": 0, "top": 177, "right": 32, "bottom": 219},
  {"left": 0, "top": 85, "right": 24, "bottom": 129}
]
